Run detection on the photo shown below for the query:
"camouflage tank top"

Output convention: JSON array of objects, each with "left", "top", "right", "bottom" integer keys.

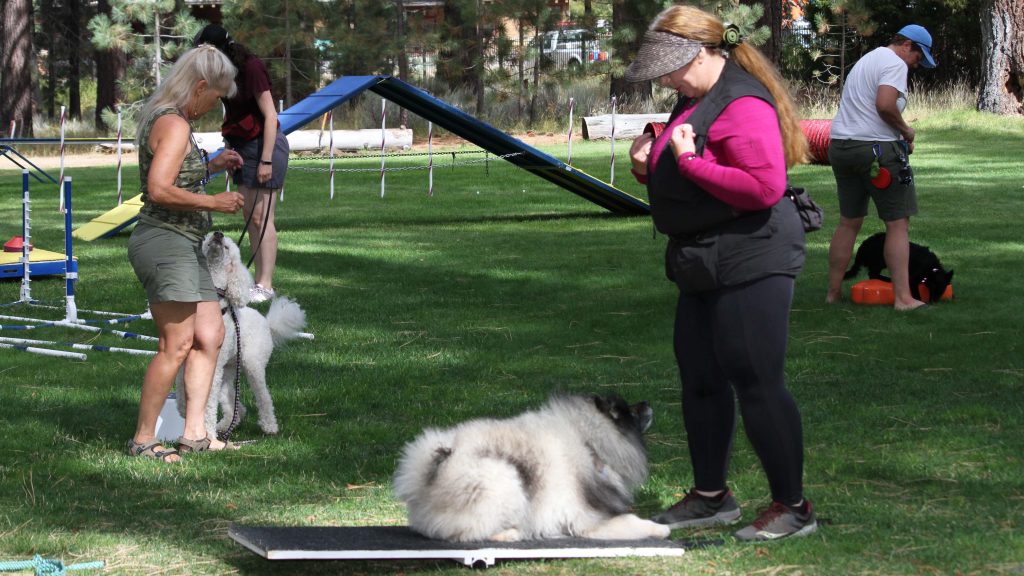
[{"left": 137, "top": 107, "right": 212, "bottom": 242}]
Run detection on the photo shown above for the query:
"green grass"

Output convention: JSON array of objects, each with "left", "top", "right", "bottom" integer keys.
[{"left": 1, "top": 109, "right": 1022, "bottom": 574}]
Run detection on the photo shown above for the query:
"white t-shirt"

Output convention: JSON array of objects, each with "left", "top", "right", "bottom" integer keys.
[{"left": 831, "top": 47, "right": 908, "bottom": 141}]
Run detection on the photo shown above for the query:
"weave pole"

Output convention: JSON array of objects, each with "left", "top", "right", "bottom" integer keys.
[
  {"left": 427, "top": 121, "right": 434, "bottom": 196},
  {"left": 0, "top": 336, "right": 155, "bottom": 356},
  {"left": 328, "top": 110, "right": 336, "bottom": 199},
  {"left": 609, "top": 96, "right": 617, "bottom": 186},
  {"left": 58, "top": 106, "right": 67, "bottom": 212},
  {"left": 7, "top": 120, "right": 14, "bottom": 138},
  {"left": 380, "top": 98, "right": 386, "bottom": 198},
  {"left": 0, "top": 316, "right": 158, "bottom": 341},
  {"left": 0, "top": 341, "right": 86, "bottom": 361},
  {"left": 567, "top": 97, "right": 575, "bottom": 165},
  {"left": 116, "top": 110, "right": 124, "bottom": 204}
]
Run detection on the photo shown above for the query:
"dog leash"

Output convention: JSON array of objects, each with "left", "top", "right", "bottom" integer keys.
[
  {"left": 236, "top": 189, "right": 275, "bottom": 271},
  {"left": 217, "top": 290, "right": 243, "bottom": 443}
]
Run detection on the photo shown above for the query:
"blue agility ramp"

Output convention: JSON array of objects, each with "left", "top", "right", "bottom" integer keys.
[{"left": 281, "top": 75, "right": 650, "bottom": 215}]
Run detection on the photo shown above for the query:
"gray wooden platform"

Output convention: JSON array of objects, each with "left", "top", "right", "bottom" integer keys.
[{"left": 229, "top": 525, "right": 691, "bottom": 568}]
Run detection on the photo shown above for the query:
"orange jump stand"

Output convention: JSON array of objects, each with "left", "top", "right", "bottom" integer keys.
[{"left": 850, "top": 278, "right": 953, "bottom": 305}]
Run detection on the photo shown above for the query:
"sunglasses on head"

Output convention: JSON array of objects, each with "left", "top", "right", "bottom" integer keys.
[{"left": 189, "top": 132, "right": 211, "bottom": 187}]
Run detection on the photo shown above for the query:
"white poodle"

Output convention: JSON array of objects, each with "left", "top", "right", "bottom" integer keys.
[{"left": 176, "top": 231, "right": 306, "bottom": 437}]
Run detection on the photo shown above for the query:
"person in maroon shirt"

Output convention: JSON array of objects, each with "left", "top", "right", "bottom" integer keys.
[{"left": 194, "top": 24, "right": 289, "bottom": 303}]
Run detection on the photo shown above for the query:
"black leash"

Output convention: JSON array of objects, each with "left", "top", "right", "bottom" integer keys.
[
  {"left": 217, "top": 295, "right": 243, "bottom": 443},
  {"left": 237, "top": 188, "right": 275, "bottom": 270}
]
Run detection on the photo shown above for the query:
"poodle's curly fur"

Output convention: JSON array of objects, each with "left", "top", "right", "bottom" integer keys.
[{"left": 176, "top": 232, "right": 306, "bottom": 436}]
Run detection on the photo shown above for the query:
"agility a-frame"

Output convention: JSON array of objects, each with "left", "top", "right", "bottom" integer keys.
[{"left": 278, "top": 75, "right": 650, "bottom": 215}]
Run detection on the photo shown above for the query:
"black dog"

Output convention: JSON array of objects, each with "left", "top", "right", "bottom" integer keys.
[{"left": 844, "top": 232, "right": 954, "bottom": 303}]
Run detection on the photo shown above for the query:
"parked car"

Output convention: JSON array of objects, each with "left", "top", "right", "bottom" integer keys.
[{"left": 527, "top": 29, "right": 609, "bottom": 72}]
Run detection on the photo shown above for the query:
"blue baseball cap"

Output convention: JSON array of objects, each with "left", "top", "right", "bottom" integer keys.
[{"left": 897, "top": 24, "right": 936, "bottom": 68}]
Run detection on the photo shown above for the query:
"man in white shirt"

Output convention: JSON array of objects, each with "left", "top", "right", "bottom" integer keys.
[{"left": 825, "top": 24, "right": 936, "bottom": 311}]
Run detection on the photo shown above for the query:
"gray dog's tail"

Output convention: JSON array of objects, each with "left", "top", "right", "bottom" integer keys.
[{"left": 266, "top": 296, "right": 307, "bottom": 346}]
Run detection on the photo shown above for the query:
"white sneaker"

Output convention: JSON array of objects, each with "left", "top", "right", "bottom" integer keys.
[{"left": 249, "top": 284, "right": 275, "bottom": 304}]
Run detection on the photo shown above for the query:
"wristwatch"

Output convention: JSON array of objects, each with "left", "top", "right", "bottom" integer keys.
[{"left": 260, "top": 160, "right": 273, "bottom": 166}]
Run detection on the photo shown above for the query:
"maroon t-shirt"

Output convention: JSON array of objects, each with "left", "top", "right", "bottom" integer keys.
[{"left": 221, "top": 54, "right": 272, "bottom": 141}]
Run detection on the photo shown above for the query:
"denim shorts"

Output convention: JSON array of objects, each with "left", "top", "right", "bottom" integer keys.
[
  {"left": 127, "top": 223, "right": 217, "bottom": 304},
  {"left": 226, "top": 130, "right": 289, "bottom": 189},
  {"left": 829, "top": 139, "right": 918, "bottom": 221}
]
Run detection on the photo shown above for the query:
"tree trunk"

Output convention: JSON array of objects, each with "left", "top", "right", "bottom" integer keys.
[
  {"left": 516, "top": 19, "right": 524, "bottom": 118},
  {"left": 41, "top": 0, "right": 57, "bottom": 119},
  {"left": 68, "top": 0, "right": 83, "bottom": 120},
  {"left": 609, "top": 0, "right": 651, "bottom": 104},
  {"left": 284, "top": 0, "right": 293, "bottom": 107},
  {"left": 440, "top": 0, "right": 477, "bottom": 90},
  {"left": 2, "top": 0, "right": 35, "bottom": 137},
  {"left": 395, "top": 0, "right": 410, "bottom": 127},
  {"left": 530, "top": 26, "right": 542, "bottom": 125},
  {"left": 762, "top": 0, "right": 782, "bottom": 65},
  {"left": 978, "top": 0, "right": 1024, "bottom": 115},
  {"left": 95, "top": 0, "right": 127, "bottom": 132},
  {"left": 473, "top": 0, "right": 484, "bottom": 116}
]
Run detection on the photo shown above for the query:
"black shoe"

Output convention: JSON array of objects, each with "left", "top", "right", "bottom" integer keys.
[
  {"left": 734, "top": 500, "right": 818, "bottom": 541},
  {"left": 652, "top": 488, "right": 742, "bottom": 529}
]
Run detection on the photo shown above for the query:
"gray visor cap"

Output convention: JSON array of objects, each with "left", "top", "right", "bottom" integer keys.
[{"left": 623, "top": 31, "right": 703, "bottom": 83}]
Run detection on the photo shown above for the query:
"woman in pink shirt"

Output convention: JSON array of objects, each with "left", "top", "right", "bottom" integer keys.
[{"left": 626, "top": 5, "right": 816, "bottom": 542}]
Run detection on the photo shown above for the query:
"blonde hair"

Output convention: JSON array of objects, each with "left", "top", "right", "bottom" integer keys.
[
  {"left": 136, "top": 45, "right": 238, "bottom": 142},
  {"left": 652, "top": 5, "right": 808, "bottom": 168}
]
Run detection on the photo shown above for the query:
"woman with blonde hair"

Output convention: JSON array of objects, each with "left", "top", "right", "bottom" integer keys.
[
  {"left": 626, "top": 5, "right": 816, "bottom": 541},
  {"left": 125, "top": 45, "right": 246, "bottom": 462}
]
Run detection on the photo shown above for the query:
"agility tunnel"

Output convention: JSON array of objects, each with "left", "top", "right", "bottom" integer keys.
[{"left": 800, "top": 119, "right": 832, "bottom": 165}]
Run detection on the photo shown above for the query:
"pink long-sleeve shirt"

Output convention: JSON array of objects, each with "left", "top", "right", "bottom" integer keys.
[{"left": 635, "top": 96, "right": 787, "bottom": 212}]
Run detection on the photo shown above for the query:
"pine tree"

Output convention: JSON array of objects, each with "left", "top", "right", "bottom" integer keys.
[
  {"left": 89, "top": 0, "right": 203, "bottom": 132},
  {"left": 222, "top": 0, "right": 325, "bottom": 108}
]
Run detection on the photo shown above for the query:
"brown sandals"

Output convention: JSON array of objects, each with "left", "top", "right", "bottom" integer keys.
[
  {"left": 125, "top": 439, "right": 180, "bottom": 463},
  {"left": 176, "top": 436, "right": 239, "bottom": 453}
]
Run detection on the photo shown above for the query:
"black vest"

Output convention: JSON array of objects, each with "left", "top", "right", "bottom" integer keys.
[{"left": 648, "top": 60, "right": 775, "bottom": 237}]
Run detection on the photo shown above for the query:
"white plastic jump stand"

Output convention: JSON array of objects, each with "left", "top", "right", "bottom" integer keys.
[{"left": 155, "top": 392, "right": 185, "bottom": 442}]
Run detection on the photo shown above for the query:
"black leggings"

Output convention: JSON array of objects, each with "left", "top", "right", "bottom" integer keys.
[{"left": 673, "top": 274, "right": 805, "bottom": 505}]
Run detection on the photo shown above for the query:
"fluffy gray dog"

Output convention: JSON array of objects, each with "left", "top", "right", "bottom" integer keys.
[
  {"left": 393, "top": 394, "right": 670, "bottom": 542},
  {"left": 176, "top": 232, "right": 306, "bottom": 436}
]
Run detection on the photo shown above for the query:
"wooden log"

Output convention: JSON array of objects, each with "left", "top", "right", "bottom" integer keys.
[
  {"left": 98, "top": 128, "right": 414, "bottom": 153},
  {"left": 186, "top": 129, "right": 414, "bottom": 153},
  {"left": 286, "top": 128, "right": 413, "bottom": 152},
  {"left": 581, "top": 113, "right": 670, "bottom": 140}
]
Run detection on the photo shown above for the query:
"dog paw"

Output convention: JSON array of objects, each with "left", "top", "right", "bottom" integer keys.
[
  {"left": 651, "top": 522, "right": 671, "bottom": 539},
  {"left": 260, "top": 420, "right": 279, "bottom": 435},
  {"left": 489, "top": 528, "right": 521, "bottom": 542}
]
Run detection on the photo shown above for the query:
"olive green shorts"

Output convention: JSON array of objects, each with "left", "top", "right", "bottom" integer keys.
[
  {"left": 829, "top": 139, "right": 918, "bottom": 221},
  {"left": 127, "top": 223, "right": 217, "bottom": 304}
]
